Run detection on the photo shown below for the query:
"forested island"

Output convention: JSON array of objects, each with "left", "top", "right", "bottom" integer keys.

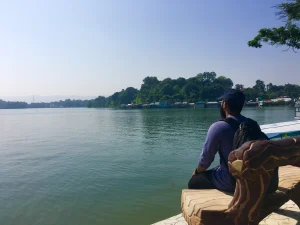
[
  {"left": 88, "top": 72, "right": 300, "bottom": 108},
  {"left": 1, "top": 72, "right": 299, "bottom": 109}
]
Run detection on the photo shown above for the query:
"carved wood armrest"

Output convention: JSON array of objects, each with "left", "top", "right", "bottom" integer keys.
[{"left": 226, "top": 137, "right": 300, "bottom": 224}]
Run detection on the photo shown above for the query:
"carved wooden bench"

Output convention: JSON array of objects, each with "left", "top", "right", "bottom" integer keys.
[{"left": 181, "top": 137, "right": 300, "bottom": 225}]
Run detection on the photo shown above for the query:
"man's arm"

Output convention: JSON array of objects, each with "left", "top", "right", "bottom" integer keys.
[{"left": 193, "top": 122, "right": 221, "bottom": 175}]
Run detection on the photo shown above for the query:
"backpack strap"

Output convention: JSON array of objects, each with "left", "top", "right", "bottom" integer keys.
[{"left": 223, "top": 117, "right": 241, "bottom": 132}]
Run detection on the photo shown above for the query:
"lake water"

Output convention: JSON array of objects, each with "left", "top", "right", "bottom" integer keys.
[{"left": 0, "top": 107, "right": 296, "bottom": 225}]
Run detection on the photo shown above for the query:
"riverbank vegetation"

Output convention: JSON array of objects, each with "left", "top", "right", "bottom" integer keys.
[{"left": 88, "top": 73, "right": 300, "bottom": 108}]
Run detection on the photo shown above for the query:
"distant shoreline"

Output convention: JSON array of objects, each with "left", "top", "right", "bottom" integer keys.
[{"left": 0, "top": 104, "right": 295, "bottom": 110}]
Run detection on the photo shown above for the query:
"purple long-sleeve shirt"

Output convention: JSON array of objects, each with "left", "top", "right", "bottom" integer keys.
[{"left": 198, "top": 115, "right": 246, "bottom": 192}]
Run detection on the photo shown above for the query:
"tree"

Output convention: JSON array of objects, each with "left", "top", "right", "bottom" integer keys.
[
  {"left": 253, "top": 80, "right": 266, "bottom": 97},
  {"left": 142, "top": 76, "right": 160, "bottom": 87},
  {"left": 266, "top": 83, "right": 273, "bottom": 92},
  {"left": 235, "top": 84, "right": 244, "bottom": 91},
  {"left": 120, "top": 87, "right": 138, "bottom": 104},
  {"left": 267, "top": 92, "right": 277, "bottom": 100},
  {"left": 107, "top": 87, "right": 139, "bottom": 107},
  {"left": 214, "top": 76, "right": 233, "bottom": 90},
  {"left": 202, "top": 72, "right": 216, "bottom": 82},
  {"left": 159, "top": 78, "right": 175, "bottom": 98},
  {"left": 0, "top": 99, "right": 28, "bottom": 109},
  {"left": 172, "top": 85, "right": 181, "bottom": 93},
  {"left": 136, "top": 76, "right": 161, "bottom": 103},
  {"left": 182, "top": 82, "right": 199, "bottom": 101},
  {"left": 201, "top": 84, "right": 225, "bottom": 102},
  {"left": 194, "top": 72, "right": 216, "bottom": 86},
  {"left": 243, "top": 88, "right": 258, "bottom": 101},
  {"left": 89, "top": 96, "right": 107, "bottom": 108},
  {"left": 176, "top": 77, "right": 187, "bottom": 88},
  {"left": 283, "top": 83, "right": 300, "bottom": 98},
  {"left": 161, "top": 84, "right": 174, "bottom": 96},
  {"left": 248, "top": 0, "right": 300, "bottom": 52}
]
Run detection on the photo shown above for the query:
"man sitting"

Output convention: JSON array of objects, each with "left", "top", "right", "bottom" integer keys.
[{"left": 188, "top": 89, "right": 246, "bottom": 192}]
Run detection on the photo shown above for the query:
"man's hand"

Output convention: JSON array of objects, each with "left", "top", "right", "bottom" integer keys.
[
  {"left": 192, "top": 165, "right": 206, "bottom": 176},
  {"left": 192, "top": 168, "right": 199, "bottom": 176}
]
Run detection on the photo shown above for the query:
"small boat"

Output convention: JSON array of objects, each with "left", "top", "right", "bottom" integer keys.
[
  {"left": 261, "top": 120, "right": 300, "bottom": 139},
  {"left": 261, "top": 103, "right": 300, "bottom": 139}
]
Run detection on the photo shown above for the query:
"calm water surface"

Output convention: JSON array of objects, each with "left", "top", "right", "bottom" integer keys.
[{"left": 0, "top": 107, "right": 295, "bottom": 225}]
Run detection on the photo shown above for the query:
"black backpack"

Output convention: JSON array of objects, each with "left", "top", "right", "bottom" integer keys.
[{"left": 221, "top": 117, "right": 279, "bottom": 193}]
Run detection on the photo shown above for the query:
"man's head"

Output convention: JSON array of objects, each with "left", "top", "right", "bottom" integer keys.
[{"left": 218, "top": 89, "right": 245, "bottom": 119}]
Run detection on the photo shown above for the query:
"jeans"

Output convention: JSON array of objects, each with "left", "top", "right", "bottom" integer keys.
[{"left": 188, "top": 170, "right": 216, "bottom": 189}]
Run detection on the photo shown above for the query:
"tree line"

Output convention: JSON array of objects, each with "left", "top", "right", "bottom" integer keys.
[
  {"left": 0, "top": 99, "right": 90, "bottom": 109},
  {"left": 3, "top": 72, "right": 299, "bottom": 109},
  {"left": 88, "top": 72, "right": 300, "bottom": 108}
]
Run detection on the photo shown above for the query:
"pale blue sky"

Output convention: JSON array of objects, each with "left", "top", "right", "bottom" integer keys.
[{"left": 1, "top": 0, "right": 299, "bottom": 101}]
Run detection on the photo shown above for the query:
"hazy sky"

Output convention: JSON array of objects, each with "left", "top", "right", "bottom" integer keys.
[{"left": 1, "top": 0, "right": 299, "bottom": 100}]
